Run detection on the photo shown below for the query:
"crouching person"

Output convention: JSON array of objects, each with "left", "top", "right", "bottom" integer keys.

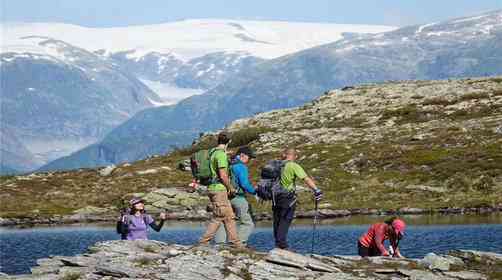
[
  {"left": 117, "top": 197, "right": 167, "bottom": 240},
  {"left": 358, "top": 217, "right": 406, "bottom": 258}
]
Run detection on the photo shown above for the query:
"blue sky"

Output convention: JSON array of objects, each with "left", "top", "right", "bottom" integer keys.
[{"left": 2, "top": 0, "right": 501, "bottom": 27}]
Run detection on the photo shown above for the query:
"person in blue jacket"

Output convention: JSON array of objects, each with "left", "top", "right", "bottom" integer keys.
[{"left": 215, "top": 146, "right": 257, "bottom": 245}]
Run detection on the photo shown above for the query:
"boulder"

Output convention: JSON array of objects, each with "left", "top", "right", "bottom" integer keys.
[
  {"left": 419, "top": 253, "right": 464, "bottom": 271},
  {"left": 153, "top": 188, "right": 182, "bottom": 198},
  {"left": 72, "top": 206, "right": 109, "bottom": 215},
  {"left": 98, "top": 164, "right": 116, "bottom": 176}
]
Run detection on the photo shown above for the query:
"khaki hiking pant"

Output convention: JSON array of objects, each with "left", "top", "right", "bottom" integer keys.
[
  {"left": 214, "top": 195, "right": 254, "bottom": 245},
  {"left": 199, "top": 191, "right": 241, "bottom": 247}
]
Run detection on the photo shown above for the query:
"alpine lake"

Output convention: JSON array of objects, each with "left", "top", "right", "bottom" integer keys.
[{"left": 1, "top": 213, "right": 502, "bottom": 275}]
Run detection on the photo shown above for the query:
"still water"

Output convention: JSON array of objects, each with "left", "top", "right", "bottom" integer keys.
[{"left": 1, "top": 214, "right": 502, "bottom": 275}]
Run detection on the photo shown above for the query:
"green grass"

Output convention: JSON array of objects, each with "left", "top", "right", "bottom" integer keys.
[
  {"left": 60, "top": 272, "right": 82, "bottom": 280},
  {"left": 2, "top": 78, "right": 502, "bottom": 219},
  {"left": 422, "top": 97, "right": 457, "bottom": 106},
  {"left": 458, "top": 92, "right": 491, "bottom": 102},
  {"left": 380, "top": 105, "right": 441, "bottom": 124}
]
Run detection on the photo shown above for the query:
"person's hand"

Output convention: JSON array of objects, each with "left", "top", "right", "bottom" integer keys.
[
  {"left": 188, "top": 180, "right": 198, "bottom": 192},
  {"left": 159, "top": 212, "right": 167, "bottom": 220},
  {"left": 313, "top": 188, "right": 323, "bottom": 201},
  {"left": 393, "top": 252, "right": 404, "bottom": 258}
]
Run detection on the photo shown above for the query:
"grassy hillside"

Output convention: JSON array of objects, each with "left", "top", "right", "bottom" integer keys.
[{"left": 1, "top": 76, "right": 501, "bottom": 219}]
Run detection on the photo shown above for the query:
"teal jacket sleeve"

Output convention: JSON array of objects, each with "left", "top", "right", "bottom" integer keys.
[{"left": 232, "top": 162, "right": 256, "bottom": 194}]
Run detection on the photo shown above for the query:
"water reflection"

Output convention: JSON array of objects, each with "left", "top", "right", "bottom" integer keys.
[{"left": 1, "top": 213, "right": 501, "bottom": 275}]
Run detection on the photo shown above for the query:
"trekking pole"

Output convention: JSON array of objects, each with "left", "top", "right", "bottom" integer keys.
[{"left": 310, "top": 199, "right": 319, "bottom": 255}]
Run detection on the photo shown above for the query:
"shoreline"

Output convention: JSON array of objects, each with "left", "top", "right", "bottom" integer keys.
[
  {"left": 3, "top": 239, "right": 502, "bottom": 279},
  {"left": 1, "top": 206, "right": 501, "bottom": 228}
]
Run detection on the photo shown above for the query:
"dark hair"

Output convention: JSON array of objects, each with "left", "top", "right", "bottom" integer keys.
[
  {"left": 129, "top": 207, "right": 145, "bottom": 215},
  {"left": 217, "top": 132, "right": 231, "bottom": 145},
  {"left": 384, "top": 216, "right": 398, "bottom": 225}
]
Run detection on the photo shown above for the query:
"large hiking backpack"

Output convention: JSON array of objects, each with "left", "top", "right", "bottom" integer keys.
[
  {"left": 256, "top": 160, "right": 287, "bottom": 201},
  {"left": 191, "top": 149, "right": 237, "bottom": 197},
  {"left": 190, "top": 149, "right": 216, "bottom": 185}
]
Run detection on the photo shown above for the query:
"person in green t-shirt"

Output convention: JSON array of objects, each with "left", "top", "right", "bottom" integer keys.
[
  {"left": 273, "top": 148, "right": 323, "bottom": 249},
  {"left": 199, "top": 132, "right": 242, "bottom": 247}
]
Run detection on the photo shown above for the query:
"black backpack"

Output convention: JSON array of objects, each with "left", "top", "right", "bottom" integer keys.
[{"left": 256, "top": 160, "right": 288, "bottom": 201}]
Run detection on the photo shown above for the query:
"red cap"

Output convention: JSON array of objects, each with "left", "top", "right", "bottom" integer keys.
[{"left": 392, "top": 219, "right": 406, "bottom": 236}]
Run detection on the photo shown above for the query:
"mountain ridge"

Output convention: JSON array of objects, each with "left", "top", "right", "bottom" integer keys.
[
  {"left": 2, "top": 76, "right": 501, "bottom": 222},
  {"left": 40, "top": 9, "right": 502, "bottom": 171}
]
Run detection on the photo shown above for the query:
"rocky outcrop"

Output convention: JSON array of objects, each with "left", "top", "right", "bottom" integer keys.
[
  {"left": 135, "top": 187, "right": 210, "bottom": 220},
  {"left": 3, "top": 240, "right": 501, "bottom": 279},
  {"left": 2, "top": 76, "right": 502, "bottom": 225}
]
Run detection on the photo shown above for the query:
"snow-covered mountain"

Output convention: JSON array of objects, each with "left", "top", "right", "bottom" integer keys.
[
  {"left": 3, "top": 19, "right": 395, "bottom": 100},
  {"left": 1, "top": 19, "right": 395, "bottom": 173},
  {"left": 38, "top": 10, "right": 502, "bottom": 171},
  {"left": 2, "top": 19, "right": 395, "bottom": 60},
  {"left": 0, "top": 37, "right": 161, "bottom": 172}
]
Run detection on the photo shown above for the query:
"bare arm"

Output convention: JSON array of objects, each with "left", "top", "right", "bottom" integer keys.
[
  {"left": 304, "top": 177, "right": 318, "bottom": 190},
  {"left": 218, "top": 168, "right": 232, "bottom": 190}
]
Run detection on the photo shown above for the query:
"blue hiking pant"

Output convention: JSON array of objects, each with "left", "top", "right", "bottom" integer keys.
[{"left": 215, "top": 196, "right": 254, "bottom": 244}]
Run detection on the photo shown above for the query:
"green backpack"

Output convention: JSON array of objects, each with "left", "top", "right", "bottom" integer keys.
[
  {"left": 191, "top": 148, "right": 227, "bottom": 185},
  {"left": 190, "top": 149, "right": 238, "bottom": 196}
]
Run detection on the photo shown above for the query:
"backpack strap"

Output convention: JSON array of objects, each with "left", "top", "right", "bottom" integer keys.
[
  {"left": 209, "top": 148, "right": 223, "bottom": 184},
  {"left": 229, "top": 161, "right": 245, "bottom": 195},
  {"left": 143, "top": 215, "right": 149, "bottom": 227}
]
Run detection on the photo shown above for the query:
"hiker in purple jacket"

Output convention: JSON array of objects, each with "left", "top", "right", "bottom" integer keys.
[{"left": 118, "top": 197, "right": 167, "bottom": 240}]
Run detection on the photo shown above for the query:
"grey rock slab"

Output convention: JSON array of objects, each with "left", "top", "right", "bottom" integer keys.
[
  {"left": 94, "top": 263, "right": 143, "bottom": 278},
  {"left": 367, "top": 256, "right": 412, "bottom": 267},
  {"left": 160, "top": 252, "right": 225, "bottom": 280},
  {"left": 142, "top": 192, "right": 168, "bottom": 203},
  {"left": 443, "top": 271, "right": 487, "bottom": 280},
  {"left": 59, "top": 256, "right": 99, "bottom": 267},
  {"left": 450, "top": 250, "right": 502, "bottom": 264},
  {"left": 398, "top": 269, "right": 455, "bottom": 280},
  {"left": 249, "top": 260, "right": 317, "bottom": 280},
  {"left": 153, "top": 188, "right": 183, "bottom": 198},
  {"left": 312, "top": 254, "right": 357, "bottom": 268},
  {"left": 317, "top": 273, "right": 373, "bottom": 280},
  {"left": 224, "top": 274, "right": 245, "bottom": 280},
  {"left": 3, "top": 275, "right": 59, "bottom": 280},
  {"left": 266, "top": 248, "right": 340, "bottom": 272}
]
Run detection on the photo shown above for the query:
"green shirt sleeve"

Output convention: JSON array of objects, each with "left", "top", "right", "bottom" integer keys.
[
  {"left": 280, "top": 161, "right": 308, "bottom": 191},
  {"left": 214, "top": 150, "right": 228, "bottom": 170},
  {"left": 208, "top": 149, "right": 229, "bottom": 192}
]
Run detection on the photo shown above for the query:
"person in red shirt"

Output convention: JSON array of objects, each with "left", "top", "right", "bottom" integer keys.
[{"left": 358, "top": 217, "right": 406, "bottom": 258}]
